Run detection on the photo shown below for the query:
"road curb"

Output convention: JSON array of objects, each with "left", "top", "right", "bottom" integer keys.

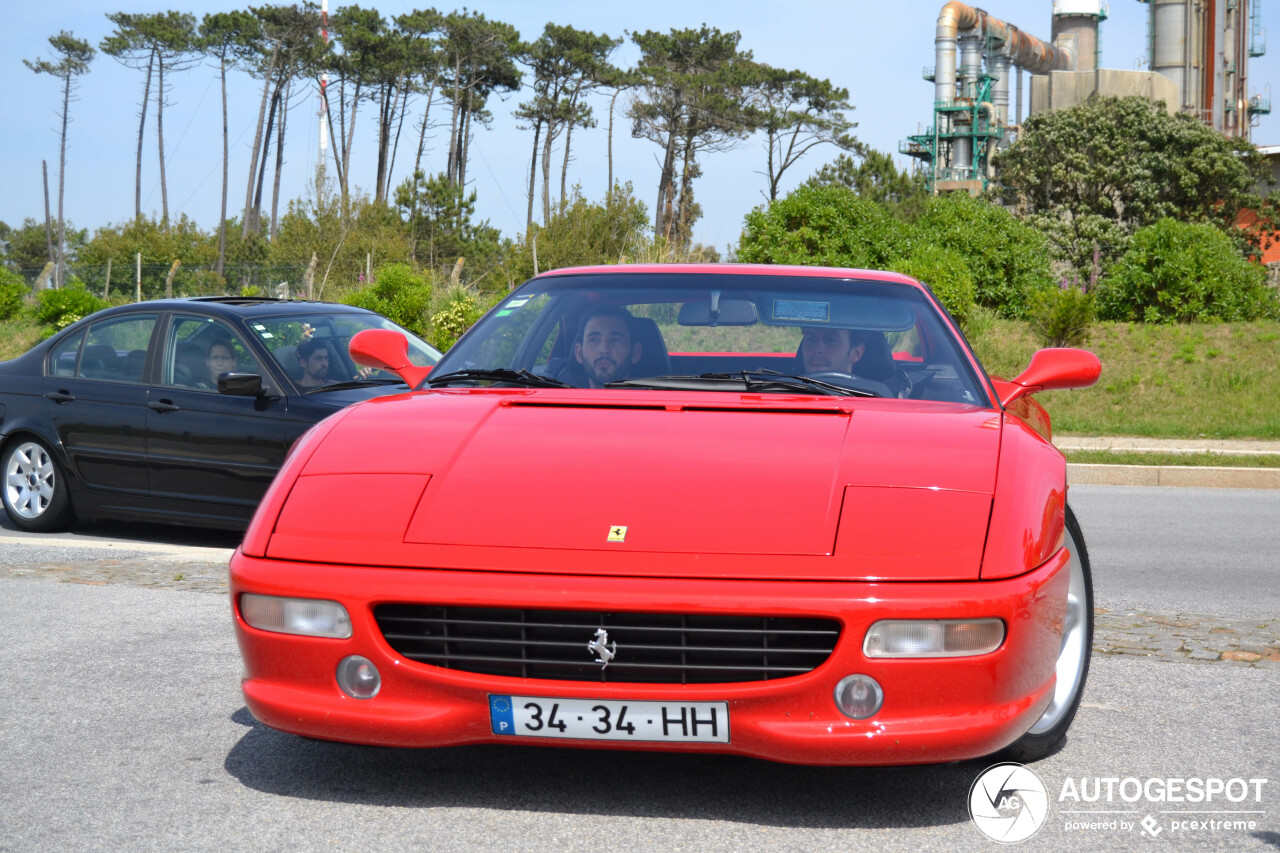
[{"left": 1068, "top": 463, "right": 1280, "bottom": 489}]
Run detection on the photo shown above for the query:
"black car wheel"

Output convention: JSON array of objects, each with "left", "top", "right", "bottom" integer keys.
[
  {"left": 2, "top": 438, "right": 76, "bottom": 532},
  {"left": 1001, "top": 504, "right": 1093, "bottom": 762}
]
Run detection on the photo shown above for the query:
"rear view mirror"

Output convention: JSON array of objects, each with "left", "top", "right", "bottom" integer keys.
[
  {"left": 678, "top": 295, "right": 759, "bottom": 326},
  {"left": 349, "top": 329, "right": 432, "bottom": 388}
]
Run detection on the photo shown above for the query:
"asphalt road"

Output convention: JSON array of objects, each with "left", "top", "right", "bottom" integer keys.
[{"left": 1, "top": 486, "right": 1278, "bottom": 852}]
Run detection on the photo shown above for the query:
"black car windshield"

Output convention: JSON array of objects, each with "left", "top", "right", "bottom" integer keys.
[
  {"left": 431, "top": 272, "right": 987, "bottom": 403},
  {"left": 248, "top": 312, "right": 442, "bottom": 387}
]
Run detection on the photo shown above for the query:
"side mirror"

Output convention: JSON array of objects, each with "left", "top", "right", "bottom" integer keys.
[
  {"left": 349, "top": 329, "right": 432, "bottom": 388},
  {"left": 998, "top": 348, "right": 1101, "bottom": 408},
  {"left": 218, "top": 372, "right": 264, "bottom": 397}
]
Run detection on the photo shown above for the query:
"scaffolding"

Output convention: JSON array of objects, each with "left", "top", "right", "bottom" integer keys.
[{"left": 902, "top": 73, "right": 1003, "bottom": 194}]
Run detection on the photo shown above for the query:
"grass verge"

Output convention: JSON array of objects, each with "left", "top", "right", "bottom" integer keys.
[
  {"left": 972, "top": 319, "right": 1280, "bottom": 439},
  {"left": 1063, "top": 451, "right": 1280, "bottom": 468}
]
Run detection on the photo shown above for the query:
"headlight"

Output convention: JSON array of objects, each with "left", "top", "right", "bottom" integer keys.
[
  {"left": 863, "top": 619, "right": 1004, "bottom": 658},
  {"left": 239, "top": 594, "right": 352, "bottom": 639}
]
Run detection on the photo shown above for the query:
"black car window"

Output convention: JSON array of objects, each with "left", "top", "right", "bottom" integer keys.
[
  {"left": 48, "top": 329, "right": 86, "bottom": 378},
  {"left": 79, "top": 315, "right": 158, "bottom": 383},
  {"left": 163, "top": 315, "right": 262, "bottom": 391}
]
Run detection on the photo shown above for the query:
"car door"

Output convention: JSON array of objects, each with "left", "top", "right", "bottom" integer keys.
[
  {"left": 145, "top": 314, "right": 286, "bottom": 521},
  {"left": 42, "top": 313, "right": 158, "bottom": 496}
]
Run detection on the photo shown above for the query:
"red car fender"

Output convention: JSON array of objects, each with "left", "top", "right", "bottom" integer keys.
[
  {"left": 239, "top": 406, "right": 358, "bottom": 558},
  {"left": 981, "top": 414, "right": 1066, "bottom": 580}
]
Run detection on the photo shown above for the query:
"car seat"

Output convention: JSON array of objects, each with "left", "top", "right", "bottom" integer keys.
[
  {"left": 173, "top": 341, "right": 205, "bottom": 387},
  {"left": 627, "top": 317, "right": 672, "bottom": 378},
  {"left": 79, "top": 344, "right": 118, "bottom": 380}
]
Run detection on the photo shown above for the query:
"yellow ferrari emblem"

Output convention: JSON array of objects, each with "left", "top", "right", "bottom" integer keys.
[{"left": 607, "top": 526, "right": 628, "bottom": 542}]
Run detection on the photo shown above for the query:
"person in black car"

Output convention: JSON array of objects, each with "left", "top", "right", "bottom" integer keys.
[
  {"left": 296, "top": 338, "right": 334, "bottom": 388},
  {"left": 198, "top": 339, "right": 238, "bottom": 390}
]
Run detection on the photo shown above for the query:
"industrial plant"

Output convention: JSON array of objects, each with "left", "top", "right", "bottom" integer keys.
[{"left": 902, "top": 0, "right": 1271, "bottom": 193}]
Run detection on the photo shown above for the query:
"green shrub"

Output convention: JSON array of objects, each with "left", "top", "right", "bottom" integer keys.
[
  {"left": 889, "top": 245, "right": 976, "bottom": 328},
  {"left": 737, "top": 185, "right": 908, "bottom": 269},
  {"left": 429, "top": 285, "right": 498, "bottom": 350},
  {"left": 342, "top": 262, "right": 434, "bottom": 338},
  {"left": 0, "top": 267, "right": 27, "bottom": 321},
  {"left": 507, "top": 183, "right": 650, "bottom": 283},
  {"left": 1028, "top": 279, "right": 1095, "bottom": 347},
  {"left": 1097, "top": 218, "right": 1280, "bottom": 323},
  {"left": 910, "top": 193, "right": 1054, "bottom": 318},
  {"left": 34, "top": 284, "right": 108, "bottom": 331}
]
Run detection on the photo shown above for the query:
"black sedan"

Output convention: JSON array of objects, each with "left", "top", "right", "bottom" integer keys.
[{"left": 0, "top": 297, "right": 441, "bottom": 532}]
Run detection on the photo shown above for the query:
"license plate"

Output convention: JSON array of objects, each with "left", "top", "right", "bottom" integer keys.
[{"left": 489, "top": 695, "right": 729, "bottom": 743}]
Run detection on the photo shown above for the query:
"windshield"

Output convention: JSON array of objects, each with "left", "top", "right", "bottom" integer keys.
[
  {"left": 432, "top": 272, "right": 987, "bottom": 403},
  {"left": 248, "top": 311, "right": 442, "bottom": 388}
]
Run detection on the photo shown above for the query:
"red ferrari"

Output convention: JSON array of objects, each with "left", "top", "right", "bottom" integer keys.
[{"left": 230, "top": 265, "right": 1101, "bottom": 765}]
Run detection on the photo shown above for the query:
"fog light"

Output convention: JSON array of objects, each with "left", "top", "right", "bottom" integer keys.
[
  {"left": 240, "top": 594, "right": 352, "bottom": 638},
  {"left": 864, "top": 619, "right": 1004, "bottom": 658},
  {"left": 833, "top": 674, "right": 884, "bottom": 720},
  {"left": 336, "top": 655, "right": 381, "bottom": 699}
]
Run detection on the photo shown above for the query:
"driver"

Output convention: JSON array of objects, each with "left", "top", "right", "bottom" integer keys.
[
  {"left": 573, "top": 306, "right": 643, "bottom": 388},
  {"left": 799, "top": 326, "right": 867, "bottom": 375}
]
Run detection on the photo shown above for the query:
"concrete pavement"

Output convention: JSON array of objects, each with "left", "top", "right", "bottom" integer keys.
[{"left": 1056, "top": 435, "right": 1280, "bottom": 489}]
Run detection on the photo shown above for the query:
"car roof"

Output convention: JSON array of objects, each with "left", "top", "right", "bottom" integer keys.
[
  {"left": 532, "top": 263, "right": 925, "bottom": 290},
  {"left": 89, "top": 297, "right": 377, "bottom": 321}
]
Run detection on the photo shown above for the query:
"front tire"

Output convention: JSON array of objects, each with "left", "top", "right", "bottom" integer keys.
[
  {"left": 2, "top": 438, "right": 76, "bottom": 532},
  {"left": 1001, "top": 504, "right": 1093, "bottom": 762}
]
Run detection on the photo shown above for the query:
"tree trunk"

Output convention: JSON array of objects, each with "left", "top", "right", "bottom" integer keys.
[
  {"left": 157, "top": 55, "right": 169, "bottom": 226},
  {"left": 541, "top": 113, "right": 555, "bottom": 225},
  {"left": 458, "top": 90, "right": 472, "bottom": 191},
  {"left": 270, "top": 77, "right": 290, "bottom": 241},
  {"left": 243, "top": 43, "right": 279, "bottom": 239},
  {"left": 607, "top": 89, "right": 620, "bottom": 194},
  {"left": 655, "top": 127, "right": 679, "bottom": 239},
  {"left": 560, "top": 84, "right": 583, "bottom": 209},
  {"left": 375, "top": 85, "right": 391, "bottom": 203},
  {"left": 526, "top": 120, "right": 541, "bottom": 232},
  {"left": 134, "top": 52, "right": 154, "bottom": 221},
  {"left": 57, "top": 67, "right": 70, "bottom": 288},
  {"left": 42, "top": 161, "right": 54, "bottom": 284},
  {"left": 387, "top": 78, "right": 410, "bottom": 188},
  {"left": 341, "top": 79, "right": 362, "bottom": 206},
  {"left": 251, "top": 84, "right": 281, "bottom": 236},
  {"left": 217, "top": 58, "right": 229, "bottom": 275},
  {"left": 321, "top": 85, "right": 344, "bottom": 192},
  {"left": 412, "top": 77, "right": 437, "bottom": 178},
  {"left": 445, "top": 55, "right": 461, "bottom": 185}
]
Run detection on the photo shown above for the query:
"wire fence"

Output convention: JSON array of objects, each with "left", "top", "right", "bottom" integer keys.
[{"left": 9, "top": 261, "right": 394, "bottom": 301}]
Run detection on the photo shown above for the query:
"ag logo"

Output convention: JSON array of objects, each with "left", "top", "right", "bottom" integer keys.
[{"left": 969, "top": 762, "right": 1049, "bottom": 843}]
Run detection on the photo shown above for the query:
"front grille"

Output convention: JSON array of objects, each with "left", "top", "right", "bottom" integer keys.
[{"left": 374, "top": 605, "right": 841, "bottom": 684}]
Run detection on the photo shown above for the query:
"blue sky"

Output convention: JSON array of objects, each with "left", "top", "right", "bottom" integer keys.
[{"left": 7, "top": 0, "right": 1280, "bottom": 255}]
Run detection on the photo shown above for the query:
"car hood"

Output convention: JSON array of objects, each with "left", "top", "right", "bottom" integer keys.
[{"left": 266, "top": 390, "right": 1003, "bottom": 580}]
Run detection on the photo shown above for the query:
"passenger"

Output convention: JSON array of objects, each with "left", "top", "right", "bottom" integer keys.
[
  {"left": 296, "top": 339, "right": 334, "bottom": 388},
  {"left": 200, "top": 339, "right": 238, "bottom": 390},
  {"left": 798, "top": 326, "right": 867, "bottom": 375},
  {"left": 573, "top": 306, "right": 643, "bottom": 388}
]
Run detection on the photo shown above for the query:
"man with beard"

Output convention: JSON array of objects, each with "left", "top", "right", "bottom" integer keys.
[
  {"left": 296, "top": 338, "right": 336, "bottom": 388},
  {"left": 572, "top": 306, "right": 643, "bottom": 388}
]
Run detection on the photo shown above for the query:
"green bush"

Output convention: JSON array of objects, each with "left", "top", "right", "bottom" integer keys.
[
  {"left": 889, "top": 245, "right": 976, "bottom": 328},
  {"left": 507, "top": 183, "right": 650, "bottom": 283},
  {"left": 34, "top": 284, "right": 108, "bottom": 331},
  {"left": 1097, "top": 218, "right": 1280, "bottom": 323},
  {"left": 0, "top": 267, "right": 27, "bottom": 321},
  {"left": 429, "top": 285, "right": 496, "bottom": 350},
  {"left": 1028, "top": 280, "right": 1095, "bottom": 347},
  {"left": 910, "top": 193, "right": 1054, "bottom": 318},
  {"left": 737, "top": 185, "right": 908, "bottom": 269},
  {"left": 342, "top": 262, "right": 435, "bottom": 339}
]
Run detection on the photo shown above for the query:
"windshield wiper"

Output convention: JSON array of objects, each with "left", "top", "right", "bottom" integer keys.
[
  {"left": 304, "top": 377, "right": 405, "bottom": 394},
  {"left": 607, "top": 370, "right": 872, "bottom": 397},
  {"left": 427, "top": 368, "right": 572, "bottom": 389}
]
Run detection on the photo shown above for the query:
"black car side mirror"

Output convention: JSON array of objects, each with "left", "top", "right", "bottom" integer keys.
[{"left": 218, "top": 372, "right": 264, "bottom": 396}]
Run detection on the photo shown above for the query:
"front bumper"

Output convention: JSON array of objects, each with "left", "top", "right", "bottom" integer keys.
[{"left": 230, "top": 548, "right": 1070, "bottom": 766}]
